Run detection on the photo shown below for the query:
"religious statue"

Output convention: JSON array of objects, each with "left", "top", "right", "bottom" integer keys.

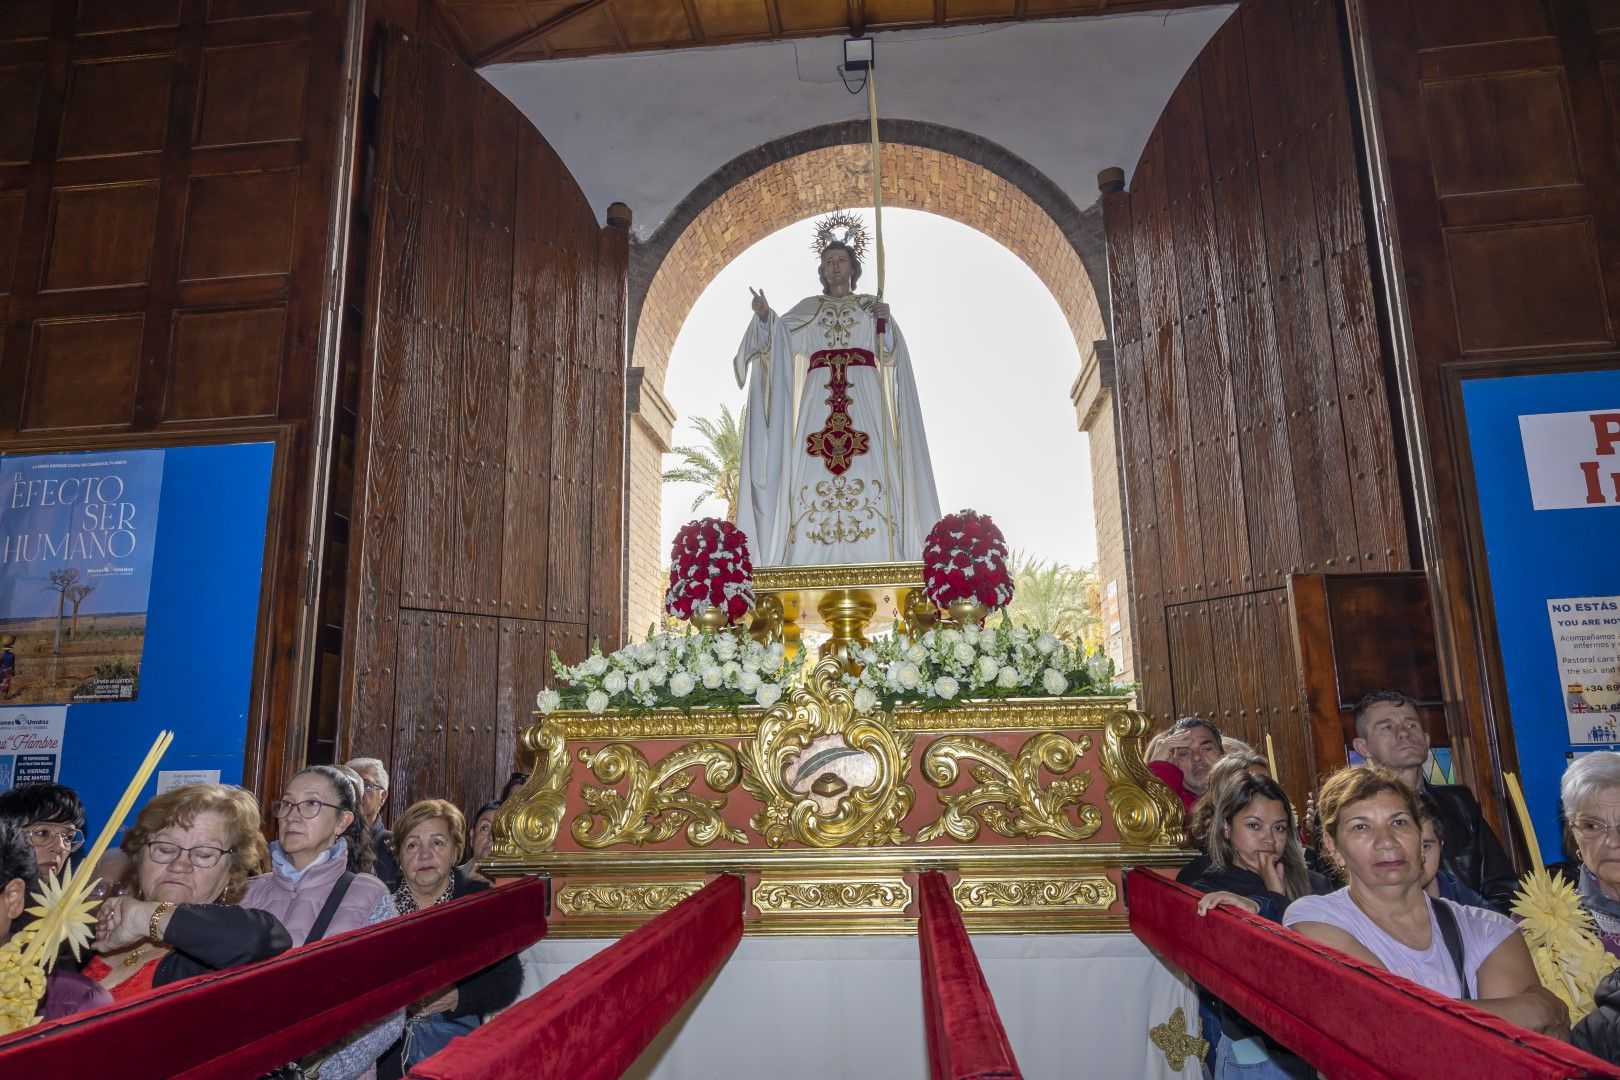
[{"left": 733, "top": 214, "right": 940, "bottom": 567}]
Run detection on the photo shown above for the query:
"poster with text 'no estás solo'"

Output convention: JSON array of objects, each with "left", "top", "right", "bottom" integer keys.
[{"left": 0, "top": 450, "right": 164, "bottom": 704}]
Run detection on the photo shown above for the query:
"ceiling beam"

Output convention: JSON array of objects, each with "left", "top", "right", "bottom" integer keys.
[
  {"left": 848, "top": 0, "right": 866, "bottom": 37},
  {"left": 764, "top": 0, "right": 783, "bottom": 36},
  {"left": 475, "top": 0, "right": 616, "bottom": 67}
]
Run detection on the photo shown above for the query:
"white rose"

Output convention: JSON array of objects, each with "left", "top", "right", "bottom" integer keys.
[
  {"left": 756, "top": 682, "right": 783, "bottom": 708},
  {"left": 896, "top": 662, "right": 922, "bottom": 690},
  {"left": 906, "top": 644, "right": 928, "bottom": 665},
  {"left": 670, "top": 672, "right": 696, "bottom": 698},
  {"left": 583, "top": 655, "right": 609, "bottom": 676},
  {"left": 996, "top": 665, "right": 1020, "bottom": 690},
  {"left": 1041, "top": 668, "right": 1068, "bottom": 696},
  {"left": 975, "top": 655, "right": 1000, "bottom": 684},
  {"left": 602, "top": 671, "right": 627, "bottom": 695},
  {"left": 938, "top": 628, "right": 961, "bottom": 650},
  {"left": 953, "top": 641, "right": 975, "bottom": 666},
  {"left": 535, "top": 689, "right": 561, "bottom": 714},
  {"left": 721, "top": 661, "right": 742, "bottom": 685},
  {"left": 854, "top": 686, "right": 878, "bottom": 713},
  {"left": 1036, "top": 634, "right": 1060, "bottom": 656},
  {"left": 713, "top": 635, "right": 739, "bottom": 661},
  {"left": 933, "top": 676, "right": 960, "bottom": 700},
  {"left": 962, "top": 624, "right": 981, "bottom": 646},
  {"left": 647, "top": 664, "right": 669, "bottom": 686},
  {"left": 585, "top": 690, "right": 610, "bottom": 714},
  {"left": 700, "top": 665, "right": 724, "bottom": 690},
  {"left": 739, "top": 671, "right": 762, "bottom": 694}
]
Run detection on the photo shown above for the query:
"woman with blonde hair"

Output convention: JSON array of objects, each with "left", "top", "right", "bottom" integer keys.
[
  {"left": 379, "top": 799, "right": 521, "bottom": 1077},
  {"left": 85, "top": 784, "right": 289, "bottom": 1000},
  {"left": 1284, "top": 766, "right": 1566, "bottom": 1035}
]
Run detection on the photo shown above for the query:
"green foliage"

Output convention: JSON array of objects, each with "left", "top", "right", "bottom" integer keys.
[
  {"left": 661, "top": 405, "right": 743, "bottom": 522},
  {"left": 1003, "top": 550, "right": 1101, "bottom": 651}
]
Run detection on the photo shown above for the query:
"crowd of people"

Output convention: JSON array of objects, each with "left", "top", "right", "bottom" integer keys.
[
  {"left": 1147, "top": 689, "right": 1620, "bottom": 1077},
  {"left": 0, "top": 757, "right": 527, "bottom": 1076}
]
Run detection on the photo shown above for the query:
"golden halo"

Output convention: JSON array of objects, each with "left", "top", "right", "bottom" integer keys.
[{"left": 810, "top": 211, "right": 870, "bottom": 260}]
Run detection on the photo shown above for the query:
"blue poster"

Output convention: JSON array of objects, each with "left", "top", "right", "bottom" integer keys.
[{"left": 0, "top": 450, "right": 164, "bottom": 704}]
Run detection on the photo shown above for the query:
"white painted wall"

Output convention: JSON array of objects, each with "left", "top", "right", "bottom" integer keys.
[{"left": 484, "top": 7, "right": 1236, "bottom": 237}]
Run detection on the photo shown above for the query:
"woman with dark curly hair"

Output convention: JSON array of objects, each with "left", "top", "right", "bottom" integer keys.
[{"left": 84, "top": 783, "right": 289, "bottom": 1001}]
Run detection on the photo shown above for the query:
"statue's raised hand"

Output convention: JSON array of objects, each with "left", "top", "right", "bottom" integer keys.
[{"left": 750, "top": 287, "right": 769, "bottom": 322}]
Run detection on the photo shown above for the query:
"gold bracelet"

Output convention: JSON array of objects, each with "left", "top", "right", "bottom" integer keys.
[{"left": 148, "top": 901, "right": 174, "bottom": 945}]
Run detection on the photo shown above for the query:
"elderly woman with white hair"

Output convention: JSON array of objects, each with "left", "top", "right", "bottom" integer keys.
[{"left": 1561, "top": 751, "right": 1620, "bottom": 958}]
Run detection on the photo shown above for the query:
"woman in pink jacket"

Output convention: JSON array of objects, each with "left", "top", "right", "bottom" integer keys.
[{"left": 240, "top": 764, "right": 401, "bottom": 1079}]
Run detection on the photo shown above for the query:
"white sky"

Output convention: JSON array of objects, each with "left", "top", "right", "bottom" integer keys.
[{"left": 657, "top": 207, "right": 1098, "bottom": 569}]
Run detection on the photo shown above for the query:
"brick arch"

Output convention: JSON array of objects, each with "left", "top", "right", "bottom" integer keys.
[{"left": 623, "top": 125, "right": 1110, "bottom": 635}]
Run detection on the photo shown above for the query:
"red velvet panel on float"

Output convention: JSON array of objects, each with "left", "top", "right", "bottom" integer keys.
[
  {"left": 408, "top": 874, "right": 744, "bottom": 1080},
  {"left": 1126, "top": 868, "right": 1620, "bottom": 1080},
  {"left": 0, "top": 878, "right": 549, "bottom": 1079},
  {"left": 917, "top": 871, "right": 1023, "bottom": 1080}
]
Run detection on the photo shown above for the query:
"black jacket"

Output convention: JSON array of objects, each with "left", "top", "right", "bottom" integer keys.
[
  {"left": 1574, "top": 967, "right": 1620, "bottom": 1063},
  {"left": 153, "top": 902, "right": 292, "bottom": 987},
  {"left": 370, "top": 818, "right": 401, "bottom": 890},
  {"left": 1427, "top": 782, "right": 1519, "bottom": 913}
]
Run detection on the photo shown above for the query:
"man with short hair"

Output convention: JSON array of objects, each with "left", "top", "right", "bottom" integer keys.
[
  {"left": 1147, "top": 715, "right": 1225, "bottom": 812},
  {"left": 344, "top": 756, "right": 399, "bottom": 888},
  {"left": 1351, "top": 689, "right": 1517, "bottom": 912}
]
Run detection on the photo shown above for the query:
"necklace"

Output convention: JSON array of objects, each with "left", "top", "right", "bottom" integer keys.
[{"left": 122, "top": 944, "right": 148, "bottom": 968}]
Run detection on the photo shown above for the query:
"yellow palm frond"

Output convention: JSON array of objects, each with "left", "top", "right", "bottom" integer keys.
[
  {"left": 19, "top": 867, "right": 99, "bottom": 971},
  {"left": 1512, "top": 869, "right": 1619, "bottom": 1023}
]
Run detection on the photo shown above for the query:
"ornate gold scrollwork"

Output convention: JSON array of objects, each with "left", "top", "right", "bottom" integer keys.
[
  {"left": 952, "top": 874, "right": 1117, "bottom": 912},
  {"left": 490, "top": 725, "right": 572, "bottom": 856},
  {"left": 571, "top": 740, "right": 748, "bottom": 849},
  {"left": 752, "top": 877, "right": 913, "bottom": 914},
  {"left": 916, "top": 732, "right": 1101, "bottom": 843},
  {"left": 555, "top": 881, "right": 707, "bottom": 916},
  {"left": 1101, "top": 708, "right": 1186, "bottom": 847},
  {"left": 739, "top": 658, "right": 915, "bottom": 847}
]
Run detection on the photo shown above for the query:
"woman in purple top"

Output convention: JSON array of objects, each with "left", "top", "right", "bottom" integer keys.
[{"left": 1283, "top": 766, "right": 1566, "bottom": 1037}]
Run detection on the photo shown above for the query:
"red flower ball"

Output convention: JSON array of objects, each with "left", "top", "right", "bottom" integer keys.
[
  {"left": 922, "top": 510, "right": 1014, "bottom": 611},
  {"left": 665, "top": 517, "right": 755, "bottom": 624}
]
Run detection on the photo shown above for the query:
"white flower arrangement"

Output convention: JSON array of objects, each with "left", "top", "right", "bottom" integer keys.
[
  {"left": 848, "top": 618, "right": 1119, "bottom": 709},
  {"left": 539, "top": 630, "right": 791, "bottom": 714}
]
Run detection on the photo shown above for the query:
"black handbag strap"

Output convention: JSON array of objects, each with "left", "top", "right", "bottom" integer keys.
[
  {"left": 305, "top": 871, "right": 355, "bottom": 944},
  {"left": 1432, "top": 897, "right": 1472, "bottom": 1000}
]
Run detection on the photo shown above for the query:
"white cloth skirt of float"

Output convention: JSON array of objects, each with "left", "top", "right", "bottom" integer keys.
[{"left": 515, "top": 932, "right": 1203, "bottom": 1079}]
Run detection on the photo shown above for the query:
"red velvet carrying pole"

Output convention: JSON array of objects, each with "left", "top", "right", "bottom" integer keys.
[
  {"left": 0, "top": 876, "right": 549, "bottom": 1079},
  {"left": 917, "top": 870, "right": 1022, "bottom": 1080},
  {"left": 1126, "top": 868, "right": 1620, "bottom": 1080},
  {"left": 409, "top": 873, "right": 745, "bottom": 1080}
]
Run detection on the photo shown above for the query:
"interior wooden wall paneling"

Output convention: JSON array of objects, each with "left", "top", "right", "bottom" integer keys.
[
  {"left": 1344, "top": 0, "right": 1620, "bottom": 835},
  {"left": 341, "top": 25, "right": 626, "bottom": 815},
  {"left": 0, "top": 1, "right": 363, "bottom": 808},
  {"left": 1102, "top": 0, "right": 1411, "bottom": 807}
]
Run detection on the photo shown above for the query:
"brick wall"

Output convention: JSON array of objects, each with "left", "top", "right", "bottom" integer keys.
[{"left": 1072, "top": 342, "right": 1133, "bottom": 681}]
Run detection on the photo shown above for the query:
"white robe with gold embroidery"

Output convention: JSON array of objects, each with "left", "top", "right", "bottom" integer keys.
[{"left": 733, "top": 293, "right": 940, "bottom": 567}]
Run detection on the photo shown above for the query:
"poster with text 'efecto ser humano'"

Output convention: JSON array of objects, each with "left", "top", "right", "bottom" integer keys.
[{"left": 0, "top": 450, "right": 164, "bottom": 704}]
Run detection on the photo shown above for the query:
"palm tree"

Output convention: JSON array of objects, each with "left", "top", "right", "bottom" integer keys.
[
  {"left": 662, "top": 405, "right": 743, "bottom": 523},
  {"left": 1004, "top": 551, "right": 1100, "bottom": 646}
]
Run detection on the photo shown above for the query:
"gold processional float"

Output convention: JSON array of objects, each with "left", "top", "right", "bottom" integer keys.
[{"left": 486, "top": 538, "right": 1188, "bottom": 937}]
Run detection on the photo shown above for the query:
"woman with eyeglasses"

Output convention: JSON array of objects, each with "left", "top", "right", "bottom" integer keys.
[
  {"left": 84, "top": 784, "right": 290, "bottom": 1000},
  {"left": 0, "top": 781, "right": 87, "bottom": 883},
  {"left": 239, "top": 764, "right": 402, "bottom": 1079}
]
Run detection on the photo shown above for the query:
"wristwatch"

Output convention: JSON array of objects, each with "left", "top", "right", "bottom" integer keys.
[{"left": 148, "top": 900, "right": 174, "bottom": 945}]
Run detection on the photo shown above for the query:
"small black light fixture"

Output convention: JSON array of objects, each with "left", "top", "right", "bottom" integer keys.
[{"left": 839, "top": 35, "right": 874, "bottom": 94}]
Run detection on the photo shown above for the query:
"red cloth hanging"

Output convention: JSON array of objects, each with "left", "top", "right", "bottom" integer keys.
[
  {"left": 408, "top": 874, "right": 744, "bottom": 1080},
  {"left": 1127, "top": 867, "right": 1620, "bottom": 1080},
  {"left": 917, "top": 871, "right": 1021, "bottom": 1080}
]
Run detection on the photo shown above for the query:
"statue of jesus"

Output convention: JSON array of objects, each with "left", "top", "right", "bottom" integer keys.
[{"left": 732, "top": 216, "right": 940, "bottom": 567}]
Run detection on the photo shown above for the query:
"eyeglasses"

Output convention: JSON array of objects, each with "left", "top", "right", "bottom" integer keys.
[
  {"left": 24, "top": 823, "right": 85, "bottom": 852},
  {"left": 145, "top": 841, "right": 234, "bottom": 868},
  {"left": 273, "top": 797, "right": 345, "bottom": 819},
  {"left": 361, "top": 781, "right": 386, "bottom": 794},
  {"left": 1572, "top": 818, "right": 1620, "bottom": 844}
]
